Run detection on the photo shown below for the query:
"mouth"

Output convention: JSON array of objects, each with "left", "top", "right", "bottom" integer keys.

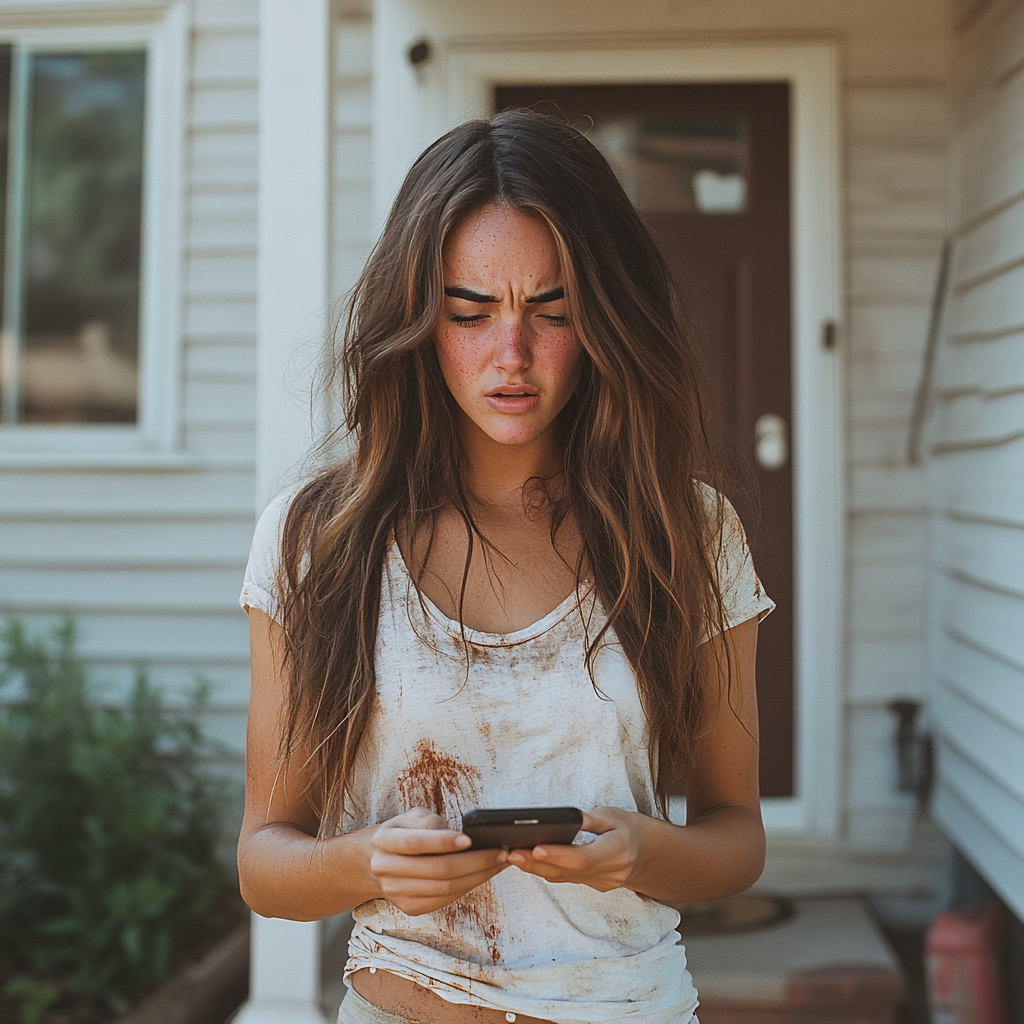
[
  {"left": 484, "top": 386, "right": 541, "bottom": 414},
  {"left": 486, "top": 385, "right": 538, "bottom": 398}
]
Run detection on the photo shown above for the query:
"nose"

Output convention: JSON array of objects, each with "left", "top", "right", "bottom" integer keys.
[{"left": 492, "top": 316, "right": 531, "bottom": 373}]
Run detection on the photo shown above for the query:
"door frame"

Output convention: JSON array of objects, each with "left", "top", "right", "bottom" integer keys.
[{"left": 376, "top": 30, "right": 845, "bottom": 838}]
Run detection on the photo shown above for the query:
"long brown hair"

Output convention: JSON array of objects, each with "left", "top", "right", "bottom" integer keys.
[{"left": 277, "top": 109, "right": 731, "bottom": 834}]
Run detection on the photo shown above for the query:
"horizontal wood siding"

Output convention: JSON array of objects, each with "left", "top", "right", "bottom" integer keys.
[
  {"left": 0, "top": 0, "right": 260, "bottom": 760},
  {"left": 332, "top": 10, "right": 374, "bottom": 301},
  {"left": 845, "top": 78, "right": 947, "bottom": 851},
  {"left": 931, "top": 0, "right": 1024, "bottom": 919}
]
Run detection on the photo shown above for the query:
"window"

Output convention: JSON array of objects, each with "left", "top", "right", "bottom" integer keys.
[
  {"left": 589, "top": 116, "right": 749, "bottom": 214},
  {"left": 0, "top": 8, "right": 186, "bottom": 459},
  {"left": 0, "top": 46, "right": 146, "bottom": 424}
]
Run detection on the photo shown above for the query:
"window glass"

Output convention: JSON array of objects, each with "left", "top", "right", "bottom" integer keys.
[
  {"left": 1, "top": 48, "right": 146, "bottom": 424},
  {"left": 589, "top": 116, "right": 748, "bottom": 215}
]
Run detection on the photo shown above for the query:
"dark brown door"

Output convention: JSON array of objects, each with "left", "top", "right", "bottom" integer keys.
[{"left": 496, "top": 84, "right": 795, "bottom": 798}]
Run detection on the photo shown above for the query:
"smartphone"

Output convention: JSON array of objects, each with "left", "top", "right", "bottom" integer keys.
[{"left": 461, "top": 806, "right": 584, "bottom": 850}]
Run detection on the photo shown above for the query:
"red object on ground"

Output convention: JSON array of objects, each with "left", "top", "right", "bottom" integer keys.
[{"left": 927, "top": 903, "right": 1009, "bottom": 1024}]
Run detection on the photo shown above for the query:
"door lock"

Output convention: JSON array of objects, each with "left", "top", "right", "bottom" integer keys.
[{"left": 755, "top": 413, "right": 788, "bottom": 471}]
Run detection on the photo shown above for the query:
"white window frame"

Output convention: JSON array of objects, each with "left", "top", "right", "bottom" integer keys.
[
  {"left": 0, "top": 0, "right": 187, "bottom": 467},
  {"left": 372, "top": 22, "right": 846, "bottom": 839}
]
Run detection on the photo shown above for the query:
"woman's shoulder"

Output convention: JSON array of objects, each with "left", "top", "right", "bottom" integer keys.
[
  {"left": 254, "top": 460, "right": 357, "bottom": 545},
  {"left": 693, "top": 479, "right": 746, "bottom": 548},
  {"left": 241, "top": 461, "right": 355, "bottom": 620},
  {"left": 692, "top": 479, "right": 775, "bottom": 638}
]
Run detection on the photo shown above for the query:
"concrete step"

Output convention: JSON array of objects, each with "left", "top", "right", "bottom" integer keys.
[{"left": 682, "top": 898, "right": 907, "bottom": 1024}]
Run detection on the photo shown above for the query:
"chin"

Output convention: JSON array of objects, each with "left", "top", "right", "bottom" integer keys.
[{"left": 482, "top": 423, "right": 550, "bottom": 447}]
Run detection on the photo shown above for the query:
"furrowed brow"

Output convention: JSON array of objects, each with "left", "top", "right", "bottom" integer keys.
[
  {"left": 444, "top": 286, "right": 498, "bottom": 303},
  {"left": 526, "top": 287, "right": 565, "bottom": 304}
]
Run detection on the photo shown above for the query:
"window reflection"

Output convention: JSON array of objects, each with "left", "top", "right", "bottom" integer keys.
[
  {"left": 1, "top": 49, "right": 145, "bottom": 425},
  {"left": 589, "top": 116, "right": 748, "bottom": 215}
]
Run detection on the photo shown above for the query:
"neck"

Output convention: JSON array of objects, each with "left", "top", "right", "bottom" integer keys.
[{"left": 458, "top": 419, "right": 563, "bottom": 512}]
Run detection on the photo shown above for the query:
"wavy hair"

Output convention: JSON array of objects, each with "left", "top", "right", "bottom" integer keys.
[{"left": 277, "top": 109, "right": 730, "bottom": 835}]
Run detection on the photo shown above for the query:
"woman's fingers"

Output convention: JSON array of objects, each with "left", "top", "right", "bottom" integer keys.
[
  {"left": 507, "top": 843, "right": 592, "bottom": 873},
  {"left": 371, "top": 846, "right": 505, "bottom": 881},
  {"left": 380, "top": 861, "right": 507, "bottom": 899},
  {"left": 373, "top": 826, "right": 471, "bottom": 856},
  {"left": 580, "top": 806, "right": 626, "bottom": 834},
  {"left": 379, "top": 860, "right": 509, "bottom": 917}
]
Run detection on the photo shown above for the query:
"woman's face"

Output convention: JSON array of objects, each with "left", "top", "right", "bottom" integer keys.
[{"left": 436, "top": 204, "right": 583, "bottom": 450}]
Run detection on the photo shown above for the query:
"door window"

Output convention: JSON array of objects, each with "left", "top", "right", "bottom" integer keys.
[{"left": 589, "top": 116, "right": 748, "bottom": 214}]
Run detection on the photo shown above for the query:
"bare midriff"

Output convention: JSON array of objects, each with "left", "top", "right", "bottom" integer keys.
[{"left": 351, "top": 967, "right": 555, "bottom": 1024}]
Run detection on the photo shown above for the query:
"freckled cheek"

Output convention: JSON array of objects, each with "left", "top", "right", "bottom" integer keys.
[
  {"left": 437, "top": 331, "right": 490, "bottom": 395},
  {"left": 543, "top": 335, "right": 585, "bottom": 392}
]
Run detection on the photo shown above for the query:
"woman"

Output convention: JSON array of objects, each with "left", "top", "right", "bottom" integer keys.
[{"left": 238, "top": 110, "right": 774, "bottom": 1024}]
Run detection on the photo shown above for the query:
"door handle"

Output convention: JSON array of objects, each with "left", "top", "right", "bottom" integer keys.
[{"left": 755, "top": 413, "right": 788, "bottom": 470}]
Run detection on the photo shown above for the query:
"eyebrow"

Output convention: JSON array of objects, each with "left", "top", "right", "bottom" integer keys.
[
  {"left": 526, "top": 287, "right": 565, "bottom": 304},
  {"left": 443, "top": 285, "right": 565, "bottom": 303},
  {"left": 444, "top": 286, "right": 498, "bottom": 302}
]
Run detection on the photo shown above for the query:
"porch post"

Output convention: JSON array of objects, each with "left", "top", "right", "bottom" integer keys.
[
  {"left": 253, "top": 0, "right": 331, "bottom": 510},
  {"left": 239, "top": 0, "right": 331, "bottom": 1021}
]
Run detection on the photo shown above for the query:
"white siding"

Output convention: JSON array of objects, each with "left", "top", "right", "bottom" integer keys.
[
  {"left": 332, "top": 7, "right": 374, "bottom": 300},
  {"left": 844, "top": 79, "right": 947, "bottom": 854},
  {"left": 929, "top": 0, "right": 1024, "bottom": 920},
  {"left": 0, "top": 1, "right": 260, "bottom": 761}
]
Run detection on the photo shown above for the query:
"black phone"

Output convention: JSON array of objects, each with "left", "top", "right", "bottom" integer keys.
[{"left": 461, "top": 806, "right": 584, "bottom": 850}]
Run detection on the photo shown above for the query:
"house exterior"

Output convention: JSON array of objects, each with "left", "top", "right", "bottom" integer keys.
[{"left": 0, "top": 0, "right": 1020, "bottom": 1019}]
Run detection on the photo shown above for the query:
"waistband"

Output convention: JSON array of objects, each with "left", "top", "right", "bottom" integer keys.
[{"left": 338, "top": 987, "right": 410, "bottom": 1024}]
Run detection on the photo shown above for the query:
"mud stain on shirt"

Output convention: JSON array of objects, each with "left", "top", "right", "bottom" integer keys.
[
  {"left": 437, "top": 879, "right": 503, "bottom": 965},
  {"left": 394, "top": 740, "right": 503, "bottom": 964},
  {"left": 396, "top": 738, "right": 481, "bottom": 819}
]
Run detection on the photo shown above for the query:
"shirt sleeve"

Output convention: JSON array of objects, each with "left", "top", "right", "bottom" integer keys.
[
  {"left": 239, "top": 485, "right": 303, "bottom": 624},
  {"left": 698, "top": 483, "right": 776, "bottom": 643}
]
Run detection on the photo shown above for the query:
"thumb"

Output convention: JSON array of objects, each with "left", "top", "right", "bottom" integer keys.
[{"left": 580, "top": 807, "right": 619, "bottom": 834}]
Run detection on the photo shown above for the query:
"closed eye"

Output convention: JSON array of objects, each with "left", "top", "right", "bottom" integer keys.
[{"left": 449, "top": 314, "right": 489, "bottom": 325}]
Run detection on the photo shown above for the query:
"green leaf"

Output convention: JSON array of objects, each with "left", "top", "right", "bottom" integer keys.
[
  {"left": 0, "top": 617, "right": 236, "bottom": 1014},
  {"left": 3, "top": 975, "right": 59, "bottom": 1024}
]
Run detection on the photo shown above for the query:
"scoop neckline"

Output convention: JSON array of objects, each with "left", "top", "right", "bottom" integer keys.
[{"left": 387, "top": 538, "right": 593, "bottom": 647}]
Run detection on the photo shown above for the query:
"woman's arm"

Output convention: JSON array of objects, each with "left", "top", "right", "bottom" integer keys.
[
  {"left": 237, "top": 609, "right": 507, "bottom": 920},
  {"left": 506, "top": 617, "right": 765, "bottom": 902}
]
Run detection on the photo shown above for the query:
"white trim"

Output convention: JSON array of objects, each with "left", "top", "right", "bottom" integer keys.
[
  {"left": 0, "top": 1, "right": 187, "bottom": 456},
  {"left": 0, "top": 1, "right": 172, "bottom": 14},
  {"left": 254, "top": 0, "right": 331, "bottom": 510},
  {"left": 235, "top": 916, "right": 326, "bottom": 1024},
  {"left": 0, "top": 448, "right": 203, "bottom": 470},
  {"left": 240, "top": 2, "right": 332, "bottom": 1016},
  {"left": 374, "top": 27, "right": 846, "bottom": 839}
]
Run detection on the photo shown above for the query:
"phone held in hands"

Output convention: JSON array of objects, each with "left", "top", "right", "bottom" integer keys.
[{"left": 461, "top": 806, "right": 583, "bottom": 851}]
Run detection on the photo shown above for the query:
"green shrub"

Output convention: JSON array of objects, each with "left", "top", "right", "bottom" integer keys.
[{"left": 0, "top": 620, "right": 236, "bottom": 1023}]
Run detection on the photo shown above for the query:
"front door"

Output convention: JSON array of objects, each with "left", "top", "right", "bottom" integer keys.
[{"left": 496, "top": 84, "right": 795, "bottom": 798}]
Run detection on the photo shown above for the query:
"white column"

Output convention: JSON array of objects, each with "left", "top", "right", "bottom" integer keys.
[
  {"left": 237, "top": 916, "right": 325, "bottom": 1024},
  {"left": 254, "top": 0, "right": 331, "bottom": 511},
  {"left": 240, "top": 0, "right": 331, "bottom": 1020}
]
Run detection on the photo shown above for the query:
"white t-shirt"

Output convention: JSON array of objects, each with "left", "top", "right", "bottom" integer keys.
[{"left": 240, "top": 483, "right": 774, "bottom": 1024}]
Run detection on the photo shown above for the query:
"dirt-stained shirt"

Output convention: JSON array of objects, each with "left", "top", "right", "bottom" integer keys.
[{"left": 240, "top": 483, "right": 774, "bottom": 1024}]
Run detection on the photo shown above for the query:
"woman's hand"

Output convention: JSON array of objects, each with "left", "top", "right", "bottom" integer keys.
[
  {"left": 504, "top": 806, "right": 647, "bottom": 892},
  {"left": 370, "top": 807, "right": 509, "bottom": 917}
]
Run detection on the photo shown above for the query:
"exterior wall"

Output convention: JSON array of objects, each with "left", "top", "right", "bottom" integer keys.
[
  {"left": 332, "top": 4, "right": 374, "bottom": 301},
  {"left": 843, "top": 79, "right": 949, "bottom": 854},
  {"left": 929, "top": 0, "right": 1024, "bottom": 920},
  {"left": 0, "top": 0, "right": 963, "bottom": 902},
  {"left": 0, "top": 0, "right": 259, "bottom": 768}
]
